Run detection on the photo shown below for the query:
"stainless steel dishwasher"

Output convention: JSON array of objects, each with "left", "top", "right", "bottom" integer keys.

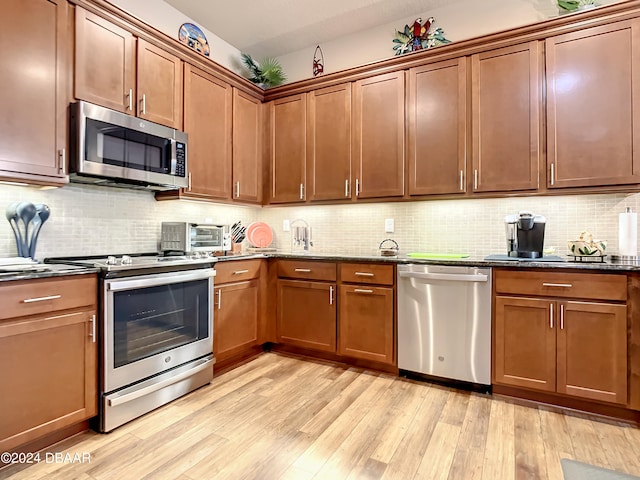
[{"left": 397, "top": 264, "right": 492, "bottom": 386}]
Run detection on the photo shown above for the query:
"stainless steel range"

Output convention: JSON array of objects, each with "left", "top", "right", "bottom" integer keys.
[{"left": 46, "top": 253, "right": 216, "bottom": 432}]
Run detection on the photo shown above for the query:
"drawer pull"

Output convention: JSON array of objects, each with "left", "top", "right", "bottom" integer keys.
[
  {"left": 354, "top": 272, "right": 375, "bottom": 277},
  {"left": 542, "top": 283, "right": 573, "bottom": 288},
  {"left": 354, "top": 288, "right": 374, "bottom": 294},
  {"left": 233, "top": 269, "right": 249, "bottom": 275},
  {"left": 22, "top": 294, "right": 62, "bottom": 303},
  {"left": 294, "top": 268, "right": 311, "bottom": 273}
]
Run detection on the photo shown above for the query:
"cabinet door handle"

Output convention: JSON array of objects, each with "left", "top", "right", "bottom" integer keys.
[
  {"left": 22, "top": 294, "right": 62, "bottom": 303},
  {"left": 355, "top": 179, "right": 360, "bottom": 197},
  {"left": 216, "top": 290, "right": 221, "bottom": 310},
  {"left": 459, "top": 170, "right": 464, "bottom": 191},
  {"left": 233, "top": 269, "right": 249, "bottom": 275},
  {"left": 188, "top": 172, "right": 192, "bottom": 191},
  {"left": 89, "top": 314, "right": 96, "bottom": 343},
  {"left": 560, "top": 304, "right": 564, "bottom": 330},
  {"left": 294, "top": 268, "right": 311, "bottom": 273},
  {"left": 299, "top": 183, "right": 305, "bottom": 200},
  {"left": 235, "top": 181, "right": 240, "bottom": 198},
  {"left": 141, "top": 94, "right": 146, "bottom": 115},
  {"left": 354, "top": 288, "right": 374, "bottom": 294},
  {"left": 58, "top": 149, "right": 65, "bottom": 174},
  {"left": 474, "top": 169, "right": 478, "bottom": 190},
  {"left": 329, "top": 286, "right": 334, "bottom": 305},
  {"left": 345, "top": 179, "right": 349, "bottom": 197},
  {"left": 126, "top": 88, "right": 133, "bottom": 111},
  {"left": 355, "top": 272, "right": 374, "bottom": 277},
  {"left": 549, "top": 303, "right": 554, "bottom": 329},
  {"left": 550, "top": 163, "right": 555, "bottom": 186},
  {"left": 542, "top": 283, "right": 572, "bottom": 288}
]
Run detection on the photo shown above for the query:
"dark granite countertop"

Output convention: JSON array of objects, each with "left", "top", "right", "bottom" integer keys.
[
  {"left": 215, "top": 250, "right": 640, "bottom": 272},
  {"left": 7, "top": 251, "right": 635, "bottom": 283},
  {"left": 0, "top": 264, "right": 99, "bottom": 283}
]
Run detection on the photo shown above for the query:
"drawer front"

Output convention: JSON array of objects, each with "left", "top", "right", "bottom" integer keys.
[
  {"left": 494, "top": 269, "right": 627, "bottom": 301},
  {"left": 340, "top": 263, "right": 394, "bottom": 286},
  {"left": 215, "top": 259, "right": 262, "bottom": 284},
  {"left": 277, "top": 260, "right": 336, "bottom": 281},
  {"left": 1, "top": 275, "right": 98, "bottom": 320}
]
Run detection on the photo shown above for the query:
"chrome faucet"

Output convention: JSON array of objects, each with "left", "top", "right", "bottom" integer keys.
[{"left": 291, "top": 219, "right": 313, "bottom": 251}]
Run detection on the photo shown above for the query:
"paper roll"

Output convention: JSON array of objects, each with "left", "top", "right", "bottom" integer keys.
[{"left": 619, "top": 209, "right": 638, "bottom": 256}]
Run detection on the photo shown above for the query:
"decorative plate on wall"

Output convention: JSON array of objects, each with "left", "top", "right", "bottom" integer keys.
[{"left": 178, "top": 23, "right": 210, "bottom": 57}]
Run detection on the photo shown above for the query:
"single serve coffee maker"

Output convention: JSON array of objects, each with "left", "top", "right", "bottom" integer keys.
[{"left": 505, "top": 211, "right": 546, "bottom": 258}]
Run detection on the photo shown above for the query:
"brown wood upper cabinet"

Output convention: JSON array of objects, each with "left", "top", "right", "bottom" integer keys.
[
  {"left": 182, "top": 65, "right": 232, "bottom": 199},
  {"left": 471, "top": 41, "right": 541, "bottom": 193},
  {"left": 408, "top": 58, "right": 468, "bottom": 196},
  {"left": 546, "top": 19, "right": 640, "bottom": 188},
  {"left": 233, "top": 89, "right": 263, "bottom": 203},
  {"left": 269, "top": 94, "right": 307, "bottom": 203},
  {"left": 0, "top": 0, "right": 68, "bottom": 185},
  {"left": 75, "top": 7, "right": 183, "bottom": 129},
  {"left": 307, "top": 83, "right": 352, "bottom": 201},
  {"left": 352, "top": 72, "right": 405, "bottom": 198}
]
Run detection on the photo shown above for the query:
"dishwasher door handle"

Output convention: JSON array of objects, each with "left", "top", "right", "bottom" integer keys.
[{"left": 398, "top": 271, "right": 488, "bottom": 282}]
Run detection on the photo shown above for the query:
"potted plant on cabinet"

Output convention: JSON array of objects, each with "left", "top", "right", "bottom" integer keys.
[{"left": 240, "top": 53, "right": 286, "bottom": 89}]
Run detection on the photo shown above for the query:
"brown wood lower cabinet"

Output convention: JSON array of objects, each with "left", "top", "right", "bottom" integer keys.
[
  {"left": 0, "top": 275, "right": 98, "bottom": 453},
  {"left": 277, "top": 279, "right": 336, "bottom": 352},
  {"left": 214, "top": 280, "right": 259, "bottom": 362},
  {"left": 338, "top": 285, "right": 394, "bottom": 365},
  {"left": 494, "top": 269, "right": 628, "bottom": 406}
]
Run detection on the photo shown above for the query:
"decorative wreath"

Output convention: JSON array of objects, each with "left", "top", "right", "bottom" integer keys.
[{"left": 393, "top": 17, "right": 451, "bottom": 56}]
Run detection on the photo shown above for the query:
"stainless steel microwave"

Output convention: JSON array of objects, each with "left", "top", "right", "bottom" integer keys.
[
  {"left": 69, "top": 101, "right": 188, "bottom": 190},
  {"left": 160, "top": 222, "right": 231, "bottom": 253}
]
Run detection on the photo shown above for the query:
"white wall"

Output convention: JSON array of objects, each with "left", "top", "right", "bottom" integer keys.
[
  {"left": 107, "top": 0, "right": 246, "bottom": 75},
  {"left": 277, "top": 0, "right": 623, "bottom": 83}
]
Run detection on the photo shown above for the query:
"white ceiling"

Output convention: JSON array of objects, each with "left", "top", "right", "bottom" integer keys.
[{"left": 165, "top": 0, "right": 467, "bottom": 60}]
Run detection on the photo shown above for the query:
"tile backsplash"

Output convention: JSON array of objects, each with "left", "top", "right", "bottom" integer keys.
[
  {"left": 0, "top": 184, "right": 258, "bottom": 259},
  {"left": 1, "top": 182, "right": 638, "bottom": 259},
  {"left": 261, "top": 193, "right": 640, "bottom": 257}
]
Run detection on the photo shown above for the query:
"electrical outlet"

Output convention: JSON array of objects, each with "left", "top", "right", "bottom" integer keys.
[
  {"left": 283, "top": 219, "right": 290, "bottom": 232},
  {"left": 385, "top": 218, "right": 394, "bottom": 233}
]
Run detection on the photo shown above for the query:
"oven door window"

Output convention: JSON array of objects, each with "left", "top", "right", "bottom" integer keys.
[
  {"left": 85, "top": 118, "right": 172, "bottom": 174},
  {"left": 191, "top": 227, "right": 222, "bottom": 249},
  {"left": 112, "top": 278, "right": 209, "bottom": 368}
]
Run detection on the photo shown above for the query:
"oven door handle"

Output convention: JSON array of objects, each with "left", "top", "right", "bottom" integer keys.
[
  {"left": 107, "top": 357, "right": 213, "bottom": 407},
  {"left": 107, "top": 269, "right": 215, "bottom": 292}
]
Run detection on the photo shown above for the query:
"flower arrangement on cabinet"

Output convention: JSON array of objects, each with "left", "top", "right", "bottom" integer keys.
[
  {"left": 393, "top": 17, "right": 451, "bottom": 56},
  {"left": 557, "top": 0, "right": 596, "bottom": 13}
]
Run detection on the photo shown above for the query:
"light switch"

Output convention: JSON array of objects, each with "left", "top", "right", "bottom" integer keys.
[
  {"left": 385, "top": 218, "right": 394, "bottom": 233},
  {"left": 283, "top": 219, "right": 290, "bottom": 232}
]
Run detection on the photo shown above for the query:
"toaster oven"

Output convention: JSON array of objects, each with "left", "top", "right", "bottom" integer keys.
[{"left": 161, "top": 222, "right": 231, "bottom": 253}]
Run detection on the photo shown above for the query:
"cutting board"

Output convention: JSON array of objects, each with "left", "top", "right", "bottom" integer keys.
[{"left": 406, "top": 253, "right": 470, "bottom": 259}]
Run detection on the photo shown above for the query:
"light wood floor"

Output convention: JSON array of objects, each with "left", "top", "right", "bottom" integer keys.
[{"left": 2, "top": 352, "right": 640, "bottom": 480}]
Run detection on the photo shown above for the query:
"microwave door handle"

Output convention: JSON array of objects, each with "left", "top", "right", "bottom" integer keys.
[{"left": 107, "top": 269, "right": 215, "bottom": 292}]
